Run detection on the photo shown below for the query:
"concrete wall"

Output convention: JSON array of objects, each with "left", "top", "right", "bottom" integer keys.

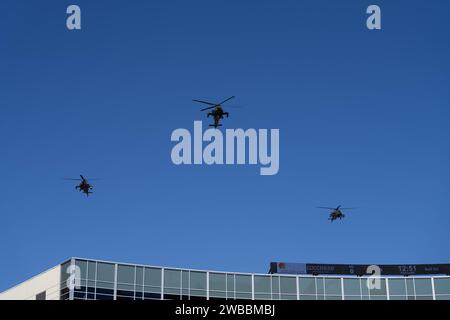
[{"left": 0, "top": 264, "right": 61, "bottom": 300}]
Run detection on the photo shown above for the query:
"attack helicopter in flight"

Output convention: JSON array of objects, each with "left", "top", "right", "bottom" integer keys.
[
  {"left": 317, "top": 205, "right": 356, "bottom": 222},
  {"left": 64, "top": 175, "right": 94, "bottom": 197},
  {"left": 192, "top": 96, "right": 235, "bottom": 128}
]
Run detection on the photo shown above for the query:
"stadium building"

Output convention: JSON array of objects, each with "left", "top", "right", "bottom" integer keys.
[{"left": 1, "top": 258, "right": 450, "bottom": 300}]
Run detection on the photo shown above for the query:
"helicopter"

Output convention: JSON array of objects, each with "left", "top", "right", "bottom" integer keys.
[
  {"left": 317, "top": 205, "right": 356, "bottom": 222},
  {"left": 64, "top": 175, "right": 94, "bottom": 196},
  {"left": 192, "top": 96, "right": 235, "bottom": 128}
]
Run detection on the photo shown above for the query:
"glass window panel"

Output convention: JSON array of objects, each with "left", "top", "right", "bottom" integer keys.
[
  {"left": 210, "top": 290, "right": 226, "bottom": 298},
  {"left": 117, "top": 265, "right": 135, "bottom": 284},
  {"left": 96, "top": 293, "right": 114, "bottom": 300},
  {"left": 116, "top": 288, "right": 134, "bottom": 296},
  {"left": 163, "top": 293, "right": 180, "bottom": 300},
  {"left": 414, "top": 278, "right": 432, "bottom": 296},
  {"left": 209, "top": 273, "right": 226, "bottom": 292},
  {"left": 255, "top": 293, "right": 271, "bottom": 300},
  {"left": 144, "top": 285, "right": 161, "bottom": 294},
  {"left": 164, "top": 287, "right": 180, "bottom": 296},
  {"left": 388, "top": 278, "right": 406, "bottom": 296},
  {"left": 144, "top": 267, "right": 161, "bottom": 287},
  {"left": 189, "top": 295, "right": 206, "bottom": 300},
  {"left": 254, "top": 276, "right": 271, "bottom": 293},
  {"left": 182, "top": 271, "right": 189, "bottom": 290},
  {"left": 74, "top": 260, "right": 87, "bottom": 280},
  {"left": 370, "top": 295, "right": 387, "bottom": 300},
  {"left": 434, "top": 278, "right": 450, "bottom": 295},
  {"left": 164, "top": 269, "right": 181, "bottom": 289},
  {"left": 190, "top": 271, "right": 206, "bottom": 290},
  {"left": 88, "top": 261, "right": 96, "bottom": 280},
  {"left": 271, "top": 276, "right": 279, "bottom": 294},
  {"left": 345, "top": 296, "right": 362, "bottom": 300},
  {"left": 360, "top": 278, "right": 369, "bottom": 295},
  {"left": 281, "top": 294, "right": 297, "bottom": 300},
  {"left": 135, "top": 267, "right": 143, "bottom": 286},
  {"left": 60, "top": 261, "right": 71, "bottom": 289},
  {"left": 117, "top": 283, "right": 134, "bottom": 291},
  {"left": 227, "top": 274, "right": 235, "bottom": 293},
  {"left": 96, "top": 263, "right": 115, "bottom": 283},
  {"left": 235, "top": 275, "right": 252, "bottom": 293},
  {"left": 344, "top": 278, "right": 361, "bottom": 296},
  {"left": 316, "top": 278, "right": 324, "bottom": 297},
  {"left": 325, "top": 295, "right": 342, "bottom": 300},
  {"left": 96, "top": 281, "right": 114, "bottom": 289},
  {"left": 190, "top": 289, "right": 207, "bottom": 297},
  {"left": 299, "top": 278, "right": 316, "bottom": 295},
  {"left": 73, "top": 291, "right": 86, "bottom": 300},
  {"left": 415, "top": 296, "right": 433, "bottom": 300},
  {"left": 325, "top": 278, "right": 341, "bottom": 296},
  {"left": 406, "top": 279, "right": 415, "bottom": 297},
  {"left": 280, "top": 277, "right": 296, "bottom": 294},
  {"left": 116, "top": 296, "right": 133, "bottom": 300},
  {"left": 390, "top": 296, "right": 407, "bottom": 300},
  {"left": 299, "top": 294, "right": 316, "bottom": 300},
  {"left": 436, "top": 294, "right": 450, "bottom": 300},
  {"left": 235, "top": 292, "right": 252, "bottom": 299},
  {"left": 227, "top": 293, "right": 236, "bottom": 300}
]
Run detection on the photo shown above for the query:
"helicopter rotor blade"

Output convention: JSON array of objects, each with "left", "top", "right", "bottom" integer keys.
[
  {"left": 200, "top": 106, "right": 216, "bottom": 111},
  {"left": 317, "top": 207, "right": 336, "bottom": 210},
  {"left": 192, "top": 99, "right": 216, "bottom": 106},
  {"left": 63, "top": 178, "right": 81, "bottom": 181},
  {"left": 340, "top": 207, "right": 357, "bottom": 210},
  {"left": 219, "top": 96, "right": 235, "bottom": 105}
]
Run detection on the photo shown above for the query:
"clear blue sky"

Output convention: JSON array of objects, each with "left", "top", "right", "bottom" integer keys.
[{"left": 1, "top": 0, "right": 449, "bottom": 291}]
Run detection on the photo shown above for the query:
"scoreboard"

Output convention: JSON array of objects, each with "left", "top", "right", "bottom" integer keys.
[{"left": 269, "top": 262, "right": 450, "bottom": 276}]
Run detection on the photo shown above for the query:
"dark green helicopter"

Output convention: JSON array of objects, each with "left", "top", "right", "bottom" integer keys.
[
  {"left": 193, "top": 96, "right": 235, "bottom": 128},
  {"left": 64, "top": 175, "right": 94, "bottom": 196},
  {"left": 317, "top": 205, "right": 356, "bottom": 222}
]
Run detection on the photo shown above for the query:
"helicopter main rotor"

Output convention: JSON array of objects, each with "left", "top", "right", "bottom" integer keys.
[{"left": 193, "top": 96, "right": 235, "bottom": 111}]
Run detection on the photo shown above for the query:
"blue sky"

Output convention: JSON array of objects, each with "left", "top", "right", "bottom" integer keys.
[{"left": 1, "top": 0, "right": 449, "bottom": 290}]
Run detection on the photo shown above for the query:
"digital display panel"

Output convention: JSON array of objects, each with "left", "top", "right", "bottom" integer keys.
[{"left": 270, "top": 262, "right": 450, "bottom": 276}]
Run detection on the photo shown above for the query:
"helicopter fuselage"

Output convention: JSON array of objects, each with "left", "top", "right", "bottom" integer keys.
[
  {"left": 207, "top": 106, "right": 229, "bottom": 128},
  {"left": 76, "top": 181, "right": 92, "bottom": 196},
  {"left": 329, "top": 210, "right": 345, "bottom": 221}
]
